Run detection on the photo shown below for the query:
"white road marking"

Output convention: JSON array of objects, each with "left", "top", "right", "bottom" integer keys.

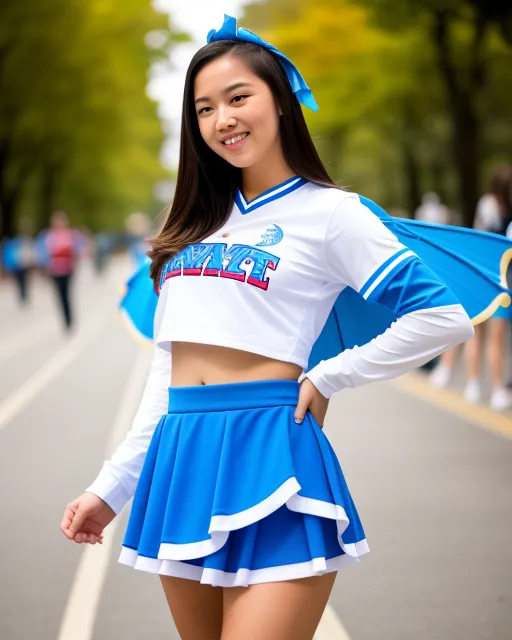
[
  {"left": 57, "top": 349, "right": 151, "bottom": 640},
  {"left": 57, "top": 525, "right": 119, "bottom": 640},
  {"left": 315, "top": 604, "right": 352, "bottom": 640},
  {"left": 0, "top": 321, "right": 55, "bottom": 363},
  {"left": 394, "top": 371, "right": 512, "bottom": 441},
  {"left": 0, "top": 317, "right": 105, "bottom": 433}
]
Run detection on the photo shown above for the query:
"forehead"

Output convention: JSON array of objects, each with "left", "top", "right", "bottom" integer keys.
[{"left": 194, "top": 54, "right": 262, "bottom": 96}]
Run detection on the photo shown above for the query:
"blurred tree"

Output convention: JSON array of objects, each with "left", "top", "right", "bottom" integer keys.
[
  {"left": 243, "top": 0, "right": 512, "bottom": 222},
  {"left": 355, "top": 0, "right": 512, "bottom": 226},
  {"left": 243, "top": 0, "right": 451, "bottom": 213},
  {"left": 0, "top": 0, "right": 184, "bottom": 238}
]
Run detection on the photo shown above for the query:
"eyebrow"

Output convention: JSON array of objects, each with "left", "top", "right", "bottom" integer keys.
[{"left": 194, "top": 82, "right": 254, "bottom": 105}]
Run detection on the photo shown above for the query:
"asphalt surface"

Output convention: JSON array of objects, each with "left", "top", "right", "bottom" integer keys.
[{"left": 0, "top": 256, "right": 511, "bottom": 640}]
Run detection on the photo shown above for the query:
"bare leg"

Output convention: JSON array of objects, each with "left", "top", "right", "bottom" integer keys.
[
  {"left": 429, "top": 347, "right": 458, "bottom": 387},
  {"left": 485, "top": 317, "right": 512, "bottom": 409},
  {"left": 160, "top": 576, "right": 223, "bottom": 640},
  {"left": 461, "top": 323, "right": 484, "bottom": 403},
  {"left": 221, "top": 573, "right": 337, "bottom": 640},
  {"left": 440, "top": 347, "right": 458, "bottom": 370},
  {"left": 464, "top": 323, "right": 484, "bottom": 382},
  {"left": 487, "top": 318, "right": 508, "bottom": 388}
]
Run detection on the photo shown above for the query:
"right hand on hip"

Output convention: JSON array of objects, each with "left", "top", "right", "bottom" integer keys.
[{"left": 60, "top": 492, "right": 116, "bottom": 544}]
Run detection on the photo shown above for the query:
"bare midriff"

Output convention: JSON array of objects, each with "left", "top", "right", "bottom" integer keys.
[{"left": 170, "top": 342, "right": 302, "bottom": 387}]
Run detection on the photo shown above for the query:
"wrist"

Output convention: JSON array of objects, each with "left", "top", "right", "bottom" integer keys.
[{"left": 302, "top": 365, "right": 338, "bottom": 399}]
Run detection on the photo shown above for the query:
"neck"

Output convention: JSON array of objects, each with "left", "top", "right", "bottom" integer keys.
[{"left": 241, "top": 153, "right": 295, "bottom": 201}]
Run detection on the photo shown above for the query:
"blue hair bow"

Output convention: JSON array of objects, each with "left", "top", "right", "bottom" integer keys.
[{"left": 207, "top": 14, "right": 319, "bottom": 112}]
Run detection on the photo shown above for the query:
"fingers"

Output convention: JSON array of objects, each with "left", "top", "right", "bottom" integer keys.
[
  {"left": 294, "top": 400, "right": 308, "bottom": 424},
  {"left": 61, "top": 495, "right": 107, "bottom": 544},
  {"left": 74, "top": 532, "right": 103, "bottom": 545},
  {"left": 68, "top": 504, "right": 87, "bottom": 538},
  {"left": 60, "top": 503, "right": 78, "bottom": 541},
  {"left": 294, "top": 381, "right": 314, "bottom": 424}
]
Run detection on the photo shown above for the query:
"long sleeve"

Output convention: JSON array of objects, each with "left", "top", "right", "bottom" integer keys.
[
  {"left": 85, "top": 289, "right": 171, "bottom": 514},
  {"left": 304, "top": 195, "right": 474, "bottom": 399}
]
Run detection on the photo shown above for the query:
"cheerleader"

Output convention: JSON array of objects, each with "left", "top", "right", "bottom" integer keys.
[{"left": 61, "top": 15, "right": 475, "bottom": 640}]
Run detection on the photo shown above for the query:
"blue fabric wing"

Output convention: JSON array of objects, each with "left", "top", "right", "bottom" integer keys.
[
  {"left": 118, "top": 196, "right": 512, "bottom": 367},
  {"left": 307, "top": 196, "right": 512, "bottom": 370},
  {"left": 119, "top": 258, "right": 158, "bottom": 344}
]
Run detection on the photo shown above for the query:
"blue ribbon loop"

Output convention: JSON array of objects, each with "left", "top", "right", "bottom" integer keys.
[{"left": 207, "top": 14, "right": 319, "bottom": 112}]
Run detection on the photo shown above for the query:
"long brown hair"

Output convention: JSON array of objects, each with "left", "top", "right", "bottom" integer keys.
[{"left": 148, "top": 40, "right": 336, "bottom": 286}]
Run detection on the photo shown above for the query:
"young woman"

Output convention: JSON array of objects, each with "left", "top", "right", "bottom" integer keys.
[
  {"left": 60, "top": 16, "right": 474, "bottom": 640},
  {"left": 42, "top": 210, "right": 83, "bottom": 332}
]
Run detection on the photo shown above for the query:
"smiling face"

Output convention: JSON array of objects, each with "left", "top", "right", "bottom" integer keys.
[{"left": 193, "top": 54, "right": 283, "bottom": 170}]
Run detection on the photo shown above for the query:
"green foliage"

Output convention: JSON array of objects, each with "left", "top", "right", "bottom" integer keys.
[
  {"left": 0, "top": 0, "right": 182, "bottom": 235},
  {"left": 242, "top": 0, "right": 512, "bottom": 219}
]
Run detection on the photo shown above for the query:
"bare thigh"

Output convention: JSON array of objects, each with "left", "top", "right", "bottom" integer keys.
[
  {"left": 221, "top": 573, "right": 337, "bottom": 640},
  {"left": 160, "top": 576, "right": 223, "bottom": 640}
]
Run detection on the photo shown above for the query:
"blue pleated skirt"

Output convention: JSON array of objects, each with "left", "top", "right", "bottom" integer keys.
[{"left": 119, "top": 379, "right": 369, "bottom": 587}]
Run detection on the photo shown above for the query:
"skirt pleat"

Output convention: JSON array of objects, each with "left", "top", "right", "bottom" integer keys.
[{"left": 119, "top": 379, "right": 369, "bottom": 586}]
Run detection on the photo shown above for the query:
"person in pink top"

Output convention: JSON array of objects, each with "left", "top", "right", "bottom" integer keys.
[{"left": 44, "top": 211, "right": 81, "bottom": 331}]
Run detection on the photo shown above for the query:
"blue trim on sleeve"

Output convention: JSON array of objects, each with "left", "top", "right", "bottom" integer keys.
[
  {"left": 359, "top": 247, "right": 410, "bottom": 298},
  {"left": 367, "top": 255, "right": 461, "bottom": 317}
]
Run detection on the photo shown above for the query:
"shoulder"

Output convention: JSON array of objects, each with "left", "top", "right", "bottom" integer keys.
[
  {"left": 299, "top": 185, "right": 392, "bottom": 240},
  {"left": 301, "top": 182, "right": 359, "bottom": 211}
]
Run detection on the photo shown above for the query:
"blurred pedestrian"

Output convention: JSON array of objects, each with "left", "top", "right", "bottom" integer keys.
[
  {"left": 93, "top": 231, "right": 112, "bottom": 275},
  {"left": 430, "top": 164, "right": 512, "bottom": 410},
  {"left": 1, "top": 218, "right": 36, "bottom": 306},
  {"left": 414, "top": 192, "right": 450, "bottom": 225},
  {"left": 41, "top": 210, "right": 82, "bottom": 332},
  {"left": 124, "top": 211, "right": 151, "bottom": 269}
]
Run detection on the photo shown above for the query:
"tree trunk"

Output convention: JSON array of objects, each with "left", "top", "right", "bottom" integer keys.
[
  {"left": 450, "top": 99, "right": 480, "bottom": 228},
  {"left": 432, "top": 10, "right": 487, "bottom": 228},
  {"left": 0, "top": 139, "right": 14, "bottom": 238},
  {"left": 402, "top": 137, "right": 422, "bottom": 218},
  {"left": 38, "top": 160, "right": 62, "bottom": 230},
  {"left": 0, "top": 200, "right": 14, "bottom": 239}
]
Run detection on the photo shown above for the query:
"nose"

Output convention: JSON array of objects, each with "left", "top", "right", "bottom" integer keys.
[{"left": 215, "top": 106, "right": 237, "bottom": 132}]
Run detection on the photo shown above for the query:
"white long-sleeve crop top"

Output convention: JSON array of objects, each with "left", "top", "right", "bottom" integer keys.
[{"left": 86, "top": 178, "right": 474, "bottom": 513}]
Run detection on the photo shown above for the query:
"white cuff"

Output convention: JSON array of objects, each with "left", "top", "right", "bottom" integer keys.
[{"left": 86, "top": 468, "right": 132, "bottom": 515}]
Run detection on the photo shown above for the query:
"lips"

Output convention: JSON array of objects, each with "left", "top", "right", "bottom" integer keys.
[{"left": 222, "top": 132, "right": 249, "bottom": 146}]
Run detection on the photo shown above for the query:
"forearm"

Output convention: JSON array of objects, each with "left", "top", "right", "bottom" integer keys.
[{"left": 305, "top": 304, "right": 474, "bottom": 399}]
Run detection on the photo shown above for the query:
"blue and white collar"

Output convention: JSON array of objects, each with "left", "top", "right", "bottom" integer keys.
[{"left": 235, "top": 176, "right": 307, "bottom": 214}]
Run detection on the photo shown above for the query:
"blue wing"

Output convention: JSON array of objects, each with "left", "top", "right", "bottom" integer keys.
[
  {"left": 119, "top": 197, "right": 512, "bottom": 366},
  {"left": 119, "top": 258, "right": 157, "bottom": 344},
  {"left": 307, "top": 197, "right": 512, "bottom": 370}
]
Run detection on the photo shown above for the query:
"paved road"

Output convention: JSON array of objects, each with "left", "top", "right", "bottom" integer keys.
[{"left": 0, "top": 257, "right": 511, "bottom": 640}]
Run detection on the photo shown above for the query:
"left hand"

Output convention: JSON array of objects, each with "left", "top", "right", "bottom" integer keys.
[{"left": 294, "top": 378, "right": 329, "bottom": 428}]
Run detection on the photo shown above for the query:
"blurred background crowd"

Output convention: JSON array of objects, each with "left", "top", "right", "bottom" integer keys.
[{"left": 1, "top": 0, "right": 512, "bottom": 405}]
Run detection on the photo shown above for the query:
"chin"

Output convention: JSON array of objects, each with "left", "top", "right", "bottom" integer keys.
[{"left": 221, "top": 154, "right": 256, "bottom": 169}]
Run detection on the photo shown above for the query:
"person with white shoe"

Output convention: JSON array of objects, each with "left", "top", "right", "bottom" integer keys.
[
  {"left": 430, "top": 164, "right": 512, "bottom": 411},
  {"left": 431, "top": 165, "right": 512, "bottom": 410},
  {"left": 464, "top": 165, "right": 512, "bottom": 410}
]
